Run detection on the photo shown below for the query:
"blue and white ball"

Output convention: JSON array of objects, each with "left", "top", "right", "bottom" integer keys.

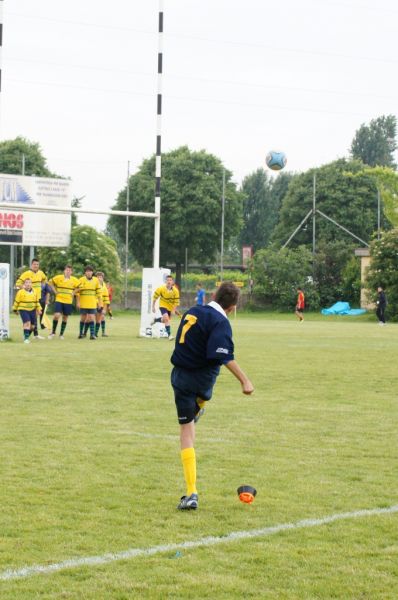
[{"left": 266, "top": 150, "right": 287, "bottom": 171}]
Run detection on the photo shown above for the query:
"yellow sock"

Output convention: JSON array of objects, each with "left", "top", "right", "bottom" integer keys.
[
  {"left": 197, "top": 398, "right": 206, "bottom": 410},
  {"left": 181, "top": 447, "right": 197, "bottom": 496}
]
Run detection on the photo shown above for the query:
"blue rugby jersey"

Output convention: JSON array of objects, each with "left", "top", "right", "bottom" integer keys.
[{"left": 171, "top": 304, "right": 234, "bottom": 369}]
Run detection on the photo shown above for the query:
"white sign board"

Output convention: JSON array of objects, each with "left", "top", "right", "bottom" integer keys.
[
  {"left": 0, "top": 174, "right": 71, "bottom": 247},
  {"left": 139, "top": 267, "right": 171, "bottom": 337},
  {"left": 0, "top": 263, "right": 10, "bottom": 340}
]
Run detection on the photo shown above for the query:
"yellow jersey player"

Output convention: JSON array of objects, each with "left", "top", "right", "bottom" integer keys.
[
  {"left": 151, "top": 275, "right": 180, "bottom": 340},
  {"left": 95, "top": 271, "right": 110, "bottom": 338},
  {"left": 48, "top": 265, "right": 79, "bottom": 339},
  {"left": 75, "top": 266, "right": 103, "bottom": 340},
  {"left": 12, "top": 278, "right": 42, "bottom": 343},
  {"left": 15, "top": 257, "right": 47, "bottom": 340}
]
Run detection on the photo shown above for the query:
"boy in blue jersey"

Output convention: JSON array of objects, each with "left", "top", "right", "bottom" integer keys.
[
  {"left": 195, "top": 283, "right": 206, "bottom": 306},
  {"left": 171, "top": 281, "right": 254, "bottom": 510}
]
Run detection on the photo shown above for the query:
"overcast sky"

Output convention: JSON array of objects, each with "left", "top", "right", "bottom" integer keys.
[{"left": 1, "top": 0, "right": 397, "bottom": 230}]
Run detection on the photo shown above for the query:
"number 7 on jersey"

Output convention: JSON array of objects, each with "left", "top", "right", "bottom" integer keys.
[{"left": 179, "top": 314, "right": 197, "bottom": 343}]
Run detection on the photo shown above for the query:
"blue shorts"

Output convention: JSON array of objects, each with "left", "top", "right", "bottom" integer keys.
[
  {"left": 171, "top": 365, "right": 220, "bottom": 424},
  {"left": 160, "top": 307, "right": 171, "bottom": 317},
  {"left": 54, "top": 301, "right": 73, "bottom": 316},
  {"left": 19, "top": 309, "right": 37, "bottom": 325},
  {"left": 80, "top": 308, "right": 96, "bottom": 315}
]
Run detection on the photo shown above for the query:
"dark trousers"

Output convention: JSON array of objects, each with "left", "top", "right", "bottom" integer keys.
[
  {"left": 376, "top": 305, "right": 386, "bottom": 323},
  {"left": 39, "top": 300, "right": 47, "bottom": 327}
]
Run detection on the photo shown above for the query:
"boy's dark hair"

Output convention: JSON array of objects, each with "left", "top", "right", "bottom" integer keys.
[
  {"left": 31, "top": 258, "right": 39, "bottom": 263},
  {"left": 214, "top": 281, "right": 239, "bottom": 310},
  {"left": 85, "top": 265, "right": 94, "bottom": 272},
  {"left": 65, "top": 264, "right": 72, "bottom": 269}
]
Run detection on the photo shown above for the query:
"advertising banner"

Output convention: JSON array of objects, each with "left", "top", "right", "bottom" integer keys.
[
  {"left": 0, "top": 263, "right": 10, "bottom": 340},
  {"left": 0, "top": 174, "right": 71, "bottom": 247}
]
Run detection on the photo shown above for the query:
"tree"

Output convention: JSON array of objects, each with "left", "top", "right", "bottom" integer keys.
[
  {"left": 71, "top": 196, "right": 82, "bottom": 227},
  {"left": 38, "top": 225, "right": 121, "bottom": 284},
  {"left": 272, "top": 159, "right": 379, "bottom": 249},
  {"left": 252, "top": 245, "right": 319, "bottom": 310},
  {"left": 313, "top": 239, "right": 358, "bottom": 307},
  {"left": 350, "top": 115, "right": 397, "bottom": 168},
  {"left": 107, "top": 146, "right": 243, "bottom": 284},
  {"left": 366, "top": 229, "right": 398, "bottom": 321},
  {"left": 358, "top": 166, "right": 398, "bottom": 228},
  {"left": 0, "top": 136, "right": 55, "bottom": 177},
  {"left": 239, "top": 169, "right": 293, "bottom": 252}
]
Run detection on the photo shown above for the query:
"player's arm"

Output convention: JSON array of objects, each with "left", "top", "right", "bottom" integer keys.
[
  {"left": 74, "top": 281, "right": 81, "bottom": 307},
  {"left": 171, "top": 289, "right": 181, "bottom": 315},
  {"left": 12, "top": 290, "right": 21, "bottom": 312},
  {"left": 225, "top": 360, "right": 254, "bottom": 395},
  {"left": 152, "top": 288, "right": 160, "bottom": 312},
  {"left": 96, "top": 282, "right": 103, "bottom": 308},
  {"left": 48, "top": 277, "right": 57, "bottom": 296},
  {"left": 15, "top": 273, "right": 26, "bottom": 289}
]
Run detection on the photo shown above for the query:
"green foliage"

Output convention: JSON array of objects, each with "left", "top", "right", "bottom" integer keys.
[
  {"left": 127, "top": 270, "right": 248, "bottom": 292},
  {"left": 366, "top": 229, "right": 398, "bottom": 321},
  {"left": 350, "top": 114, "right": 397, "bottom": 168},
  {"left": 239, "top": 169, "right": 294, "bottom": 251},
  {"left": 107, "top": 146, "right": 243, "bottom": 273},
  {"left": 252, "top": 245, "right": 319, "bottom": 309},
  {"left": 272, "top": 159, "right": 379, "bottom": 249},
  {"left": 360, "top": 165, "right": 398, "bottom": 228},
  {"left": 0, "top": 136, "right": 55, "bottom": 177},
  {"left": 38, "top": 225, "right": 121, "bottom": 282},
  {"left": 313, "top": 240, "right": 359, "bottom": 307},
  {"left": 341, "top": 256, "right": 362, "bottom": 305}
]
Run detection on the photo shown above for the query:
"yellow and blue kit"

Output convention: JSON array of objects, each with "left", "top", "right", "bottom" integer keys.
[
  {"left": 16, "top": 269, "right": 47, "bottom": 301},
  {"left": 13, "top": 288, "right": 41, "bottom": 312},
  {"left": 50, "top": 274, "right": 79, "bottom": 304},
  {"left": 171, "top": 303, "right": 235, "bottom": 425},
  {"left": 75, "top": 275, "right": 103, "bottom": 309},
  {"left": 153, "top": 284, "right": 180, "bottom": 312},
  {"left": 99, "top": 282, "right": 110, "bottom": 306}
]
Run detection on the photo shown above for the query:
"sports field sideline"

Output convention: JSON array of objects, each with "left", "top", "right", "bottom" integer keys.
[{"left": 1, "top": 313, "right": 397, "bottom": 599}]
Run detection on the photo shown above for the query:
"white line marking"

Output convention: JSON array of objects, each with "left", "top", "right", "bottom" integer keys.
[{"left": 1, "top": 504, "right": 397, "bottom": 581}]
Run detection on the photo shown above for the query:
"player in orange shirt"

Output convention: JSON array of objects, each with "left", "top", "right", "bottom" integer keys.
[{"left": 295, "top": 288, "right": 305, "bottom": 322}]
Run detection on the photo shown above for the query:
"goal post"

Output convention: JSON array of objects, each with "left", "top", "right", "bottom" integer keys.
[{"left": 0, "top": 263, "right": 10, "bottom": 340}]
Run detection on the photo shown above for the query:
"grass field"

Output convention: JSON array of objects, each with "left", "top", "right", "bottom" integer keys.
[{"left": 1, "top": 312, "right": 397, "bottom": 599}]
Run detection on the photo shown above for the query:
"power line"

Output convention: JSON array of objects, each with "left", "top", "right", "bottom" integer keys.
[
  {"left": 3, "top": 76, "right": 387, "bottom": 118},
  {"left": 5, "top": 11, "right": 398, "bottom": 66},
  {"left": 4, "top": 56, "right": 398, "bottom": 102}
]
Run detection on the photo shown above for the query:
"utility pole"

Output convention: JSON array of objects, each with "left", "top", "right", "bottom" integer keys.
[
  {"left": 124, "top": 160, "right": 130, "bottom": 309},
  {"left": 220, "top": 168, "right": 225, "bottom": 280}
]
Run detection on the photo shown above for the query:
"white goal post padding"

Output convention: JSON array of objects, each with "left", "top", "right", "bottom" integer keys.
[
  {"left": 0, "top": 263, "right": 10, "bottom": 340},
  {"left": 139, "top": 267, "right": 171, "bottom": 337}
]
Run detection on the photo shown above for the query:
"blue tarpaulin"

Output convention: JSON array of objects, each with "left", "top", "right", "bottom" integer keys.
[{"left": 321, "top": 301, "right": 366, "bottom": 316}]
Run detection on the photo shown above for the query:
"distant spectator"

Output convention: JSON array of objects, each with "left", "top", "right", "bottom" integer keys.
[
  {"left": 39, "top": 280, "right": 53, "bottom": 329},
  {"left": 195, "top": 283, "right": 206, "bottom": 306},
  {"left": 295, "top": 288, "right": 305, "bottom": 322},
  {"left": 376, "top": 286, "right": 387, "bottom": 326}
]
